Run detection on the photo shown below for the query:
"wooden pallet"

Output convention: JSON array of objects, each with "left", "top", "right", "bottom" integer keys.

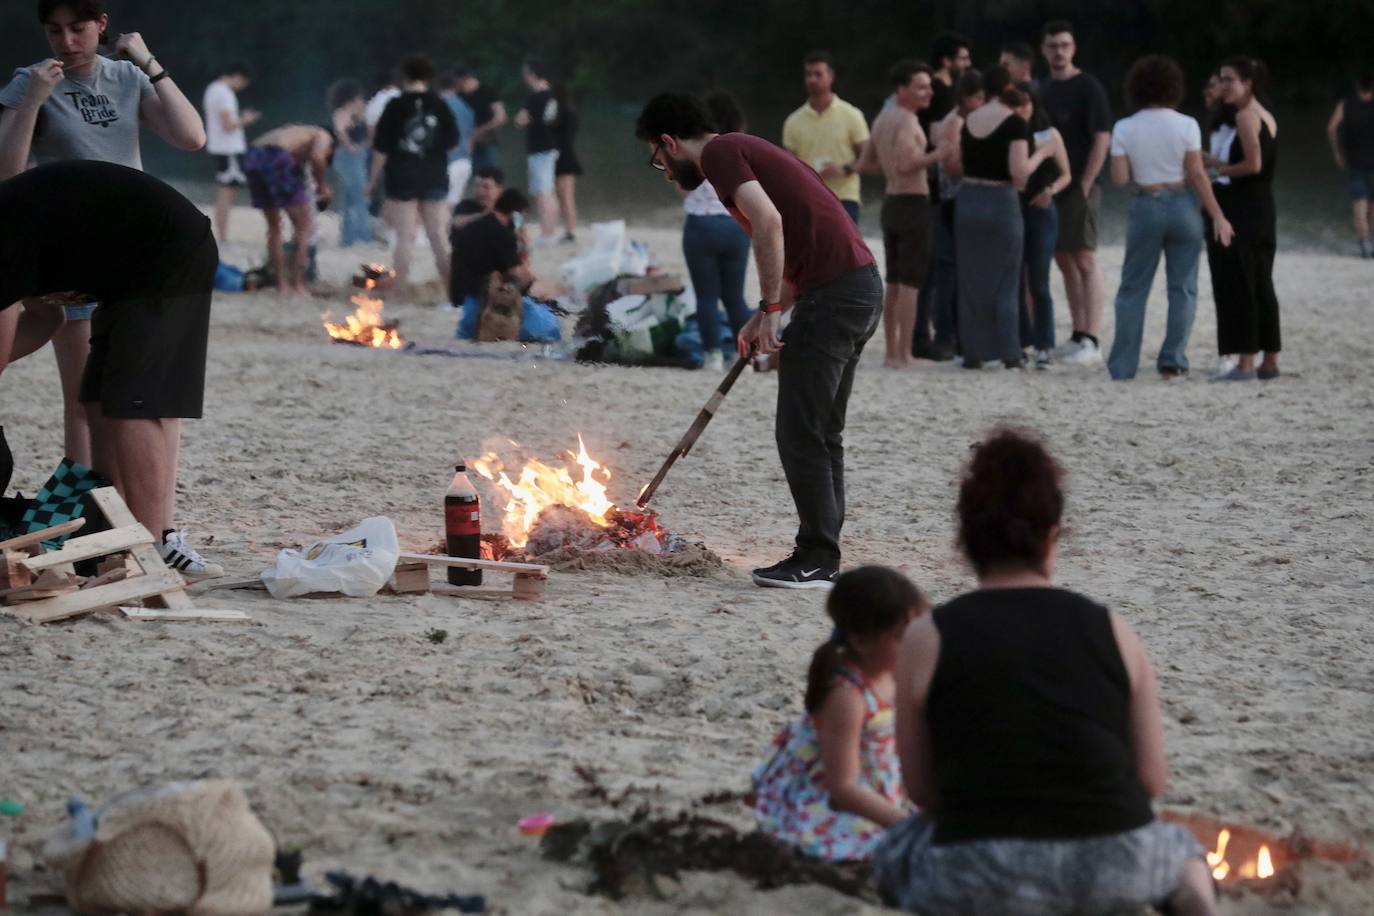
[
  {"left": 1, "top": 488, "right": 251, "bottom": 625},
  {"left": 390, "top": 552, "right": 550, "bottom": 601}
]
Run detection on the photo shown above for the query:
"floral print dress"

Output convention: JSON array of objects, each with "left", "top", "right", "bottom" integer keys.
[{"left": 751, "top": 666, "right": 907, "bottom": 862}]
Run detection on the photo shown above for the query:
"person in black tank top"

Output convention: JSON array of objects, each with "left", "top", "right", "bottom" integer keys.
[
  {"left": 1206, "top": 57, "right": 1281, "bottom": 382},
  {"left": 1326, "top": 69, "right": 1374, "bottom": 257},
  {"left": 873, "top": 428, "right": 1218, "bottom": 916}
]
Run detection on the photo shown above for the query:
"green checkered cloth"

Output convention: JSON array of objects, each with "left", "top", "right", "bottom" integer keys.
[{"left": 18, "top": 459, "right": 108, "bottom": 549}]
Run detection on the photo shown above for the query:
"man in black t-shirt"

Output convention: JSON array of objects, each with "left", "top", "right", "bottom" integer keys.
[
  {"left": 1040, "top": 20, "right": 1111, "bottom": 365},
  {"left": 452, "top": 188, "right": 531, "bottom": 338},
  {"left": 369, "top": 54, "right": 459, "bottom": 293},
  {"left": 458, "top": 69, "right": 508, "bottom": 173},
  {"left": 515, "top": 59, "right": 562, "bottom": 243},
  {"left": 912, "top": 31, "right": 971, "bottom": 358},
  {"left": 450, "top": 165, "right": 506, "bottom": 232},
  {"left": 0, "top": 161, "right": 222, "bottom": 577}
]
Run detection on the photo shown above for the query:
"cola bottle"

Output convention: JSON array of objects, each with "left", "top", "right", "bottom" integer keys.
[{"left": 444, "top": 463, "right": 481, "bottom": 586}]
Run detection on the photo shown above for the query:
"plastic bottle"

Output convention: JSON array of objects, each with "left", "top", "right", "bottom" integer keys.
[{"left": 444, "top": 463, "right": 482, "bottom": 586}]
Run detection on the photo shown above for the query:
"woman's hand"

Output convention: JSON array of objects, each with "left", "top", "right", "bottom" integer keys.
[
  {"left": 1212, "top": 216, "right": 1235, "bottom": 247},
  {"left": 1030, "top": 189, "right": 1054, "bottom": 209},
  {"left": 513, "top": 109, "right": 531, "bottom": 128},
  {"left": 114, "top": 32, "right": 154, "bottom": 70},
  {"left": 23, "top": 59, "right": 64, "bottom": 107}
]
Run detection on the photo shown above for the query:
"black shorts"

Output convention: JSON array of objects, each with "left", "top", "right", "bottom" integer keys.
[
  {"left": 555, "top": 149, "right": 583, "bottom": 177},
  {"left": 881, "top": 194, "right": 932, "bottom": 288},
  {"left": 80, "top": 227, "right": 217, "bottom": 419},
  {"left": 1054, "top": 182, "right": 1101, "bottom": 251},
  {"left": 213, "top": 153, "right": 247, "bottom": 187}
]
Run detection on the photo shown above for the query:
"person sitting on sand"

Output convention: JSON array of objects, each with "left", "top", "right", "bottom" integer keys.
[
  {"left": 241, "top": 123, "right": 333, "bottom": 296},
  {"left": 0, "top": 161, "right": 223, "bottom": 578},
  {"left": 451, "top": 165, "right": 505, "bottom": 231},
  {"left": 452, "top": 188, "right": 531, "bottom": 337},
  {"left": 751, "top": 566, "right": 925, "bottom": 862},
  {"left": 873, "top": 428, "right": 1217, "bottom": 916}
]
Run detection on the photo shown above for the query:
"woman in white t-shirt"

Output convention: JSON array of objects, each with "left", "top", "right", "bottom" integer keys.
[
  {"left": 682, "top": 92, "right": 753, "bottom": 372},
  {"left": 1106, "top": 56, "right": 1233, "bottom": 381}
]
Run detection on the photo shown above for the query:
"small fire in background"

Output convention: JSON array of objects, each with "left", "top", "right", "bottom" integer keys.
[
  {"left": 1206, "top": 828, "right": 1276, "bottom": 882},
  {"left": 322, "top": 264, "right": 403, "bottom": 349},
  {"left": 471, "top": 437, "right": 683, "bottom": 559}
]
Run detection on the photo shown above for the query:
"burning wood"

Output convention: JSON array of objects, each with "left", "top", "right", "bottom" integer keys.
[
  {"left": 323, "top": 265, "right": 403, "bottom": 349},
  {"left": 471, "top": 438, "right": 686, "bottom": 559},
  {"left": 1161, "top": 809, "right": 1368, "bottom": 892}
]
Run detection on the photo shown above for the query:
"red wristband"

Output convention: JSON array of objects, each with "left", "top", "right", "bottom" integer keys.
[{"left": 759, "top": 300, "right": 783, "bottom": 314}]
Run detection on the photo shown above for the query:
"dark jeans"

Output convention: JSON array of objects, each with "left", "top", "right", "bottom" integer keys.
[
  {"left": 926, "top": 199, "right": 959, "bottom": 350},
  {"left": 683, "top": 214, "right": 753, "bottom": 353},
  {"left": 1021, "top": 199, "right": 1059, "bottom": 351},
  {"left": 776, "top": 264, "right": 883, "bottom": 564},
  {"left": 842, "top": 199, "right": 861, "bottom": 225},
  {"left": 912, "top": 202, "right": 943, "bottom": 353}
]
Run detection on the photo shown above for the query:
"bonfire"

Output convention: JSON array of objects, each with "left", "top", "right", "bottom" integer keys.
[{"left": 322, "top": 264, "right": 403, "bottom": 349}]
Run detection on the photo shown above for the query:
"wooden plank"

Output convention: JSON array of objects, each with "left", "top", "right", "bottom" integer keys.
[
  {"left": 428, "top": 585, "right": 516, "bottom": 601},
  {"left": 390, "top": 562, "right": 431, "bottom": 594},
  {"left": 0, "top": 518, "right": 87, "bottom": 552},
  {"left": 148, "top": 588, "right": 195, "bottom": 610},
  {"left": 396, "top": 552, "right": 550, "bottom": 576},
  {"left": 7, "top": 566, "right": 187, "bottom": 624},
  {"left": 512, "top": 572, "right": 547, "bottom": 601},
  {"left": 119, "top": 607, "right": 253, "bottom": 623},
  {"left": 188, "top": 576, "right": 266, "bottom": 594},
  {"left": 20, "top": 525, "right": 154, "bottom": 573},
  {"left": 87, "top": 487, "right": 137, "bottom": 528}
]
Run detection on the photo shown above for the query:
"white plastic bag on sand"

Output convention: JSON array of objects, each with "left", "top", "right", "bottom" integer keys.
[
  {"left": 561, "top": 220, "right": 652, "bottom": 292},
  {"left": 261, "top": 516, "right": 399, "bottom": 598}
]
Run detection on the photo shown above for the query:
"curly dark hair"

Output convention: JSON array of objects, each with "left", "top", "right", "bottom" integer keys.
[
  {"left": 957, "top": 428, "right": 1065, "bottom": 577},
  {"left": 704, "top": 91, "right": 746, "bottom": 134},
  {"left": 1125, "top": 55, "right": 1185, "bottom": 110},
  {"left": 635, "top": 92, "right": 715, "bottom": 143},
  {"left": 889, "top": 59, "right": 933, "bottom": 89},
  {"left": 400, "top": 54, "right": 435, "bottom": 84}
]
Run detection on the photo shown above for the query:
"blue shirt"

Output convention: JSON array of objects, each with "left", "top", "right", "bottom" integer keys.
[{"left": 444, "top": 93, "right": 475, "bottom": 161}]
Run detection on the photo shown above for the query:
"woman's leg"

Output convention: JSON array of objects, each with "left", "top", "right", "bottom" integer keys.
[
  {"left": 1107, "top": 198, "right": 1165, "bottom": 380},
  {"left": 1026, "top": 203, "right": 1059, "bottom": 352},
  {"left": 1157, "top": 197, "right": 1203, "bottom": 373},
  {"left": 52, "top": 319, "right": 93, "bottom": 466},
  {"left": 419, "top": 199, "right": 452, "bottom": 290},
  {"left": 390, "top": 200, "right": 420, "bottom": 291},
  {"left": 556, "top": 173, "right": 577, "bottom": 238},
  {"left": 683, "top": 216, "right": 723, "bottom": 357},
  {"left": 718, "top": 221, "right": 754, "bottom": 343},
  {"left": 1256, "top": 239, "right": 1281, "bottom": 369}
]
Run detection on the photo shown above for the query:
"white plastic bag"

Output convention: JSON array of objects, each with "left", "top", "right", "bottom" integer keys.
[
  {"left": 261, "top": 516, "right": 399, "bottom": 598},
  {"left": 560, "top": 220, "right": 653, "bottom": 292}
]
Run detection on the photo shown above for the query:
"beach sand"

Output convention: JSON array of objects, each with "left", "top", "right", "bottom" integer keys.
[{"left": 2, "top": 204, "right": 1371, "bottom": 914}]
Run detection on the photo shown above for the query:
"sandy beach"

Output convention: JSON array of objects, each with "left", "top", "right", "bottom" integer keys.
[{"left": 3, "top": 203, "right": 1372, "bottom": 914}]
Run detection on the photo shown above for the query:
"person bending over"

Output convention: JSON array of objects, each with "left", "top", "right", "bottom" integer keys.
[
  {"left": 243, "top": 123, "right": 334, "bottom": 296},
  {"left": 0, "top": 161, "right": 222, "bottom": 577}
]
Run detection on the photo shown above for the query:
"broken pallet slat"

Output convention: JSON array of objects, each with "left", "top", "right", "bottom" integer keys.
[
  {"left": 20, "top": 525, "right": 154, "bottom": 573},
  {"left": 119, "top": 607, "right": 253, "bottom": 623},
  {"left": 0, "top": 518, "right": 86, "bottom": 553},
  {"left": 395, "top": 552, "right": 550, "bottom": 576},
  {"left": 9, "top": 566, "right": 188, "bottom": 624}
]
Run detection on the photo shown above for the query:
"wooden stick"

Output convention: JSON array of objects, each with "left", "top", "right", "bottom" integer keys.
[
  {"left": 636, "top": 353, "right": 750, "bottom": 508},
  {"left": 0, "top": 517, "right": 87, "bottom": 552},
  {"left": 119, "top": 607, "right": 253, "bottom": 623},
  {"left": 6, "top": 566, "right": 187, "bottom": 624}
]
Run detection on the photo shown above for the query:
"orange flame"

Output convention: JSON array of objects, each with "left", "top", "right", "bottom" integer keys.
[
  {"left": 471, "top": 436, "right": 615, "bottom": 548},
  {"left": 1206, "top": 829, "right": 1276, "bottom": 882},
  {"left": 323, "top": 292, "right": 403, "bottom": 349}
]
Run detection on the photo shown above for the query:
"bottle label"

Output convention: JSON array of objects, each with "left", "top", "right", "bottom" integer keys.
[{"left": 445, "top": 504, "right": 481, "bottom": 536}]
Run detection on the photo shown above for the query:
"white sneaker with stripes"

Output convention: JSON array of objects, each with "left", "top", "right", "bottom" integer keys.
[{"left": 159, "top": 530, "right": 224, "bottom": 579}]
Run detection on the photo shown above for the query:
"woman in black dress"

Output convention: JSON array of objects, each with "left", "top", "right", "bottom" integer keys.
[
  {"left": 553, "top": 81, "right": 582, "bottom": 244},
  {"left": 1206, "top": 57, "right": 1281, "bottom": 381}
]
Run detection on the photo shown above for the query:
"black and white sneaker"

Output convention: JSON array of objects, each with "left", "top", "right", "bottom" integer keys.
[
  {"left": 751, "top": 554, "right": 839, "bottom": 590},
  {"left": 159, "top": 530, "right": 225, "bottom": 579}
]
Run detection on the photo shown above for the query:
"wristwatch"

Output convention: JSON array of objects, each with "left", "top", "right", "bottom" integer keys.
[
  {"left": 842, "top": 162, "right": 856, "bottom": 176},
  {"left": 759, "top": 300, "right": 784, "bottom": 314}
]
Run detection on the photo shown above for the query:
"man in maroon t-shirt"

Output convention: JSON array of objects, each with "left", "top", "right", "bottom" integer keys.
[{"left": 636, "top": 93, "right": 883, "bottom": 589}]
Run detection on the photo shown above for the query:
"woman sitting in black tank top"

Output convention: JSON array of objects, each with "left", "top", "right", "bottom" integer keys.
[{"left": 872, "top": 428, "right": 1218, "bottom": 916}]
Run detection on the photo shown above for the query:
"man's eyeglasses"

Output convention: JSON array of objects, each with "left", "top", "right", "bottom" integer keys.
[{"left": 650, "top": 142, "right": 666, "bottom": 171}]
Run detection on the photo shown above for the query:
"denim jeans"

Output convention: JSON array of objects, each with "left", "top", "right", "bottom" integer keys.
[
  {"left": 1107, "top": 190, "right": 1203, "bottom": 379},
  {"left": 776, "top": 264, "right": 883, "bottom": 564},
  {"left": 333, "top": 145, "right": 371, "bottom": 247},
  {"left": 1022, "top": 199, "right": 1059, "bottom": 351},
  {"left": 841, "top": 199, "right": 861, "bottom": 225},
  {"left": 927, "top": 200, "right": 958, "bottom": 349},
  {"left": 683, "top": 214, "right": 753, "bottom": 354}
]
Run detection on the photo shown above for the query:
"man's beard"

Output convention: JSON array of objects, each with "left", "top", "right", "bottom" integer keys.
[{"left": 669, "top": 155, "right": 706, "bottom": 191}]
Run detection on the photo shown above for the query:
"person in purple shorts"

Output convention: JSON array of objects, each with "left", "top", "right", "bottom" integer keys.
[{"left": 243, "top": 124, "right": 334, "bottom": 296}]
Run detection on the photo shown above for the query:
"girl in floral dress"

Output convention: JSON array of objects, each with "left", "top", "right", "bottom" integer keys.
[{"left": 752, "top": 566, "right": 928, "bottom": 862}]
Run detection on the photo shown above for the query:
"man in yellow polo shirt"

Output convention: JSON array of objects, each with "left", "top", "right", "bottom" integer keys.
[{"left": 782, "top": 50, "right": 870, "bottom": 224}]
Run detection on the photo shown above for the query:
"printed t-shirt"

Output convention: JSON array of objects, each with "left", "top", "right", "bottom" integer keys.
[{"left": 0, "top": 56, "right": 154, "bottom": 168}]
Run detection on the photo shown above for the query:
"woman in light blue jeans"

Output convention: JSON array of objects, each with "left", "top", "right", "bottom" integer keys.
[
  {"left": 1107, "top": 56, "right": 1233, "bottom": 380},
  {"left": 329, "top": 80, "right": 372, "bottom": 246}
]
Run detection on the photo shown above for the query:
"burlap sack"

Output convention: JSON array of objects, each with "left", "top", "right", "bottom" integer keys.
[
  {"left": 478, "top": 270, "right": 523, "bottom": 342},
  {"left": 44, "top": 780, "right": 274, "bottom": 915}
]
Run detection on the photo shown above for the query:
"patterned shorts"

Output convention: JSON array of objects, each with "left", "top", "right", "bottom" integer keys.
[
  {"left": 873, "top": 814, "right": 1204, "bottom": 916},
  {"left": 243, "top": 145, "right": 308, "bottom": 211}
]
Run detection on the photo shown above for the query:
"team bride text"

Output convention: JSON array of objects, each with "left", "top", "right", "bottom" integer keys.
[{"left": 63, "top": 90, "right": 119, "bottom": 127}]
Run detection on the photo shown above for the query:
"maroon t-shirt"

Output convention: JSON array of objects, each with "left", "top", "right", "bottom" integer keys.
[{"left": 700, "top": 133, "right": 873, "bottom": 293}]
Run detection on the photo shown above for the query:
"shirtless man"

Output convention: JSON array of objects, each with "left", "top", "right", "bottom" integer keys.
[
  {"left": 857, "top": 61, "right": 947, "bottom": 368},
  {"left": 241, "top": 124, "right": 334, "bottom": 295}
]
